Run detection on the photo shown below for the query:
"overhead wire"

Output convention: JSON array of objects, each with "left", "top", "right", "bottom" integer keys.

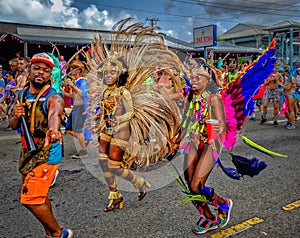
[
  {"left": 72, "top": 0, "right": 300, "bottom": 25},
  {"left": 172, "top": 0, "right": 300, "bottom": 17}
]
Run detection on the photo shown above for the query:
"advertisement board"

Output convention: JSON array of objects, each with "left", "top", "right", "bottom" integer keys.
[{"left": 193, "top": 25, "right": 217, "bottom": 48}]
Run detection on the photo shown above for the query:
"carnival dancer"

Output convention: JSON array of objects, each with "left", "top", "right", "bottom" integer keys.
[
  {"left": 173, "top": 59, "right": 232, "bottom": 234},
  {"left": 97, "top": 56, "right": 153, "bottom": 211},
  {"left": 84, "top": 19, "right": 181, "bottom": 212},
  {"left": 9, "top": 52, "right": 72, "bottom": 238},
  {"left": 171, "top": 39, "right": 278, "bottom": 235}
]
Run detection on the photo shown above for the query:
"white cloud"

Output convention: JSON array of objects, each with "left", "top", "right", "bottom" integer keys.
[
  {"left": 79, "top": 5, "right": 114, "bottom": 29},
  {"left": 167, "top": 30, "right": 174, "bottom": 35},
  {"left": 0, "top": 0, "right": 299, "bottom": 43},
  {"left": 0, "top": 0, "right": 45, "bottom": 20},
  {"left": 50, "top": 0, "right": 67, "bottom": 13},
  {"left": 63, "top": 18, "right": 80, "bottom": 28},
  {"left": 0, "top": 0, "right": 134, "bottom": 31}
]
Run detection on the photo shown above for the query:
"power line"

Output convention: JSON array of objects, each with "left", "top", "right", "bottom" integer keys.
[
  {"left": 184, "top": 0, "right": 299, "bottom": 11},
  {"left": 72, "top": 1, "right": 193, "bottom": 18},
  {"left": 72, "top": 0, "right": 299, "bottom": 20},
  {"left": 172, "top": 0, "right": 300, "bottom": 17}
]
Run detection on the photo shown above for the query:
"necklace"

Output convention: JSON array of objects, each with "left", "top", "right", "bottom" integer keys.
[
  {"left": 104, "top": 84, "right": 117, "bottom": 98},
  {"left": 184, "top": 92, "right": 209, "bottom": 123}
]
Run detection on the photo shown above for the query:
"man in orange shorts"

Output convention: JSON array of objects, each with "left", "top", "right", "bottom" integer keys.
[{"left": 9, "top": 52, "right": 73, "bottom": 238}]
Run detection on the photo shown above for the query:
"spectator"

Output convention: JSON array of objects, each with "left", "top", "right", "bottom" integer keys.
[
  {"left": 8, "top": 58, "right": 18, "bottom": 79},
  {"left": 251, "top": 84, "right": 266, "bottom": 121},
  {"left": 59, "top": 55, "right": 67, "bottom": 75},
  {"left": 16, "top": 51, "right": 22, "bottom": 60},
  {"left": 0, "top": 71, "right": 6, "bottom": 120},
  {"left": 261, "top": 66, "right": 283, "bottom": 126},
  {"left": 0, "top": 64, "right": 6, "bottom": 81},
  {"left": 216, "top": 53, "right": 230, "bottom": 69},
  {"left": 4, "top": 71, "right": 16, "bottom": 120},
  {"left": 15, "top": 57, "right": 29, "bottom": 91},
  {"left": 278, "top": 67, "right": 286, "bottom": 112},
  {"left": 225, "top": 63, "right": 238, "bottom": 84},
  {"left": 64, "top": 60, "right": 89, "bottom": 158},
  {"left": 295, "top": 68, "right": 300, "bottom": 115},
  {"left": 281, "top": 69, "right": 299, "bottom": 129}
]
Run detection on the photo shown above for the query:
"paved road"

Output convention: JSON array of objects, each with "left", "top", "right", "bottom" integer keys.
[{"left": 0, "top": 112, "right": 299, "bottom": 238}]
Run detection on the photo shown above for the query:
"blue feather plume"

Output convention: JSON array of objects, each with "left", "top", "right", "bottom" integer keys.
[{"left": 217, "top": 154, "right": 267, "bottom": 180}]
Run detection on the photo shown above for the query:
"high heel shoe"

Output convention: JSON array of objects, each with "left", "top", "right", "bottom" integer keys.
[
  {"left": 104, "top": 190, "right": 124, "bottom": 212},
  {"left": 134, "top": 177, "right": 151, "bottom": 201}
]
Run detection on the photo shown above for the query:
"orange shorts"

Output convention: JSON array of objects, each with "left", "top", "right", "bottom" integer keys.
[{"left": 20, "top": 163, "right": 60, "bottom": 205}]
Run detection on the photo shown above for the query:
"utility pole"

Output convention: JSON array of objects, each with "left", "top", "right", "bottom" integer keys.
[{"left": 145, "top": 18, "right": 159, "bottom": 27}]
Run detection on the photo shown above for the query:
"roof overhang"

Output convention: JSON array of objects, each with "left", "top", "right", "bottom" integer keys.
[
  {"left": 264, "top": 21, "right": 300, "bottom": 32},
  {"left": 12, "top": 33, "right": 94, "bottom": 45},
  {"left": 3, "top": 24, "right": 264, "bottom": 54},
  {"left": 13, "top": 26, "right": 193, "bottom": 50},
  {"left": 15, "top": 27, "right": 104, "bottom": 45}
]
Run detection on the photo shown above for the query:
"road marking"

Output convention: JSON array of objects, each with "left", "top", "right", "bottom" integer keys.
[
  {"left": 0, "top": 135, "right": 19, "bottom": 141},
  {"left": 282, "top": 200, "right": 300, "bottom": 211},
  {"left": 211, "top": 217, "right": 264, "bottom": 238}
]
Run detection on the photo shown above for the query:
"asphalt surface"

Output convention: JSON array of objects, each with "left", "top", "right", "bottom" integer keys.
[{"left": 0, "top": 112, "right": 299, "bottom": 238}]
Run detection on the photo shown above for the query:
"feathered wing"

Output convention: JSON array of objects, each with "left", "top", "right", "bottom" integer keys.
[
  {"left": 85, "top": 18, "right": 182, "bottom": 167},
  {"left": 220, "top": 38, "right": 277, "bottom": 151}
]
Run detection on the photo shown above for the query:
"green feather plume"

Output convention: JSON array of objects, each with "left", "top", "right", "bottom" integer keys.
[{"left": 240, "top": 135, "right": 288, "bottom": 158}]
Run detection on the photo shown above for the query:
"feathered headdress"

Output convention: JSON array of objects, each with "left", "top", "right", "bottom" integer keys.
[
  {"left": 84, "top": 18, "right": 183, "bottom": 168},
  {"left": 47, "top": 53, "right": 62, "bottom": 93},
  {"left": 189, "top": 58, "right": 212, "bottom": 78}
]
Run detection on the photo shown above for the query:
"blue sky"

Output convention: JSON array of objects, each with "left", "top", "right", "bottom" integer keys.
[{"left": 1, "top": 0, "right": 299, "bottom": 42}]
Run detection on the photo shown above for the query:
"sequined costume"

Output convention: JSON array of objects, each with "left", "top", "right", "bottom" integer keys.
[
  {"left": 180, "top": 91, "right": 211, "bottom": 154},
  {"left": 83, "top": 18, "right": 182, "bottom": 211},
  {"left": 172, "top": 39, "right": 280, "bottom": 235},
  {"left": 173, "top": 59, "right": 231, "bottom": 234}
]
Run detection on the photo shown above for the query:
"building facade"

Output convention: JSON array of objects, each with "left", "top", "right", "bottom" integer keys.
[
  {"left": 219, "top": 21, "right": 300, "bottom": 67},
  {"left": 0, "top": 21, "right": 268, "bottom": 69}
]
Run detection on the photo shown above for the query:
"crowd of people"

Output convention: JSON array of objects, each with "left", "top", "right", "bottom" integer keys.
[
  {"left": 1, "top": 19, "right": 299, "bottom": 238},
  {"left": 1, "top": 50, "right": 299, "bottom": 133}
]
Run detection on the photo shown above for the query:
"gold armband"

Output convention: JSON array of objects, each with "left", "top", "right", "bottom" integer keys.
[
  {"left": 115, "top": 88, "right": 134, "bottom": 124},
  {"left": 116, "top": 112, "right": 134, "bottom": 124}
]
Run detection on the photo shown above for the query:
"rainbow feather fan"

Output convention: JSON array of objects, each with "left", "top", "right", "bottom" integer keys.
[{"left": 220, "top": 38, "right": 277, "bottom": 151}]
